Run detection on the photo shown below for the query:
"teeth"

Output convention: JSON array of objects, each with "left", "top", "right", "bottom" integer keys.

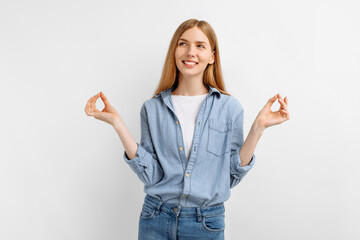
[{"left": 184, "top": 61, "right": 196, "bottom": 65}]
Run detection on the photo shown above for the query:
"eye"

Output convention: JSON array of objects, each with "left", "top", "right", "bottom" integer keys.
[
  {"left": 198, "top": 45, "right": 205, "bottom": 49},
  {"left": 179, "top": 42, "right": 186, "bottom": 46}
]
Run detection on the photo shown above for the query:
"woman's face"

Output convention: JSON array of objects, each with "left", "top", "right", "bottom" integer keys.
[{"left": 174, "top": 27, "right": 215, "bottom": 79}]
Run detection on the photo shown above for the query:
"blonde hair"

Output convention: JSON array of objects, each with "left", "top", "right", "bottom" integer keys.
[{"left": 152, "top": 19, "right": 230, "bottom": 98}]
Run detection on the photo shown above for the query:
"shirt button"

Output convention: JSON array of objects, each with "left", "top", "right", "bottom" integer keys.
[
  {"left": 182, "top": 195, "right": 187, "bottom": 198},
  {"left": 176, "top": 121, "right": 179, "bottom": 124},
  {"left": 173, "top": 207, "right": 178, "bottom": 213},
  {"left": 186, "top": 173, "right": 190, "bottom": 177},
  {"left": 179, "top": 147, "right": 183, "bottom": 151}
]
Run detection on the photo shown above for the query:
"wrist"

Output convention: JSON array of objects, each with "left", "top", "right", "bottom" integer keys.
[
  {"left": 112, "top": 116, "right": 124, "bottom": 130},
  {"left": 252, "top": 117, "right": 266, "bottom": 135}
]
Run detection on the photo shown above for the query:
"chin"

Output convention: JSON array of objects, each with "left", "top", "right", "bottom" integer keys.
[{"left": 179, "top": 71, "right": 202, "bottom": 77}]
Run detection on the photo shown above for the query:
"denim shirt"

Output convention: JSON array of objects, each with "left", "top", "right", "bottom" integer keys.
[{"left": 123, "top": 85, "right": 256, "bottom": 207}]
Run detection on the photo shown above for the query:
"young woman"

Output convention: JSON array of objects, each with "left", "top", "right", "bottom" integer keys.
[{"left": 85, "top": 19, "right": 289, "bottom": 240}]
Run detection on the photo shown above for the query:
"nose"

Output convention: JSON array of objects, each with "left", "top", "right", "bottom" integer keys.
[{"left": 186, "top": 44, "right": 196, "bottom": 57}]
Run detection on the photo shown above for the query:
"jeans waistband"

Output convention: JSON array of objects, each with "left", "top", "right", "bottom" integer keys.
[{"left": 143, "top": 194, "right": 225, "bottom": 222}]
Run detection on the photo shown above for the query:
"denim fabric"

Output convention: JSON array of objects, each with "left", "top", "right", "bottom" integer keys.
[
  {"left": 138, "top": 194, "right": 225, "bottom": 240},
  {"left": 124, "top": 84, "right": 256, "bottom": 207}
]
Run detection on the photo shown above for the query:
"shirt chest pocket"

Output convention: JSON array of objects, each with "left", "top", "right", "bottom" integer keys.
[{"left": 206, "top": 118, "right": 232, "bottom": 156}]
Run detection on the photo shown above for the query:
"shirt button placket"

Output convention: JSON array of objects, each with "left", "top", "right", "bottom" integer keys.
[{"left": 176, "top": 120, "right": 184, "bottom": 156}]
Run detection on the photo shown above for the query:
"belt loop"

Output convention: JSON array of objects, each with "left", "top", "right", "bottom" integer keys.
[
  {"left": 196, "top": 207, "right": 202, "bottom": 222},
  {"left": 155, "top": 201, "right": 163, "bottom": 215}
]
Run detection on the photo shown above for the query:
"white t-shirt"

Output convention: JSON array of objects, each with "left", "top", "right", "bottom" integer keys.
[{"left": 171, "top": 93, "right": 208, "bottom": 160}]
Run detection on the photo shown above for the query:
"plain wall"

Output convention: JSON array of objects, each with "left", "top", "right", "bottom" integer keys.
[{"left": 1, "top": 0, "right": 359, "bottom": 239}]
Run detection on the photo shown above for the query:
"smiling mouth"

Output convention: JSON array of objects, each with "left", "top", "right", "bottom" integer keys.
[{"left": 182, "top": 60, "right": 198, "bottom": 67}]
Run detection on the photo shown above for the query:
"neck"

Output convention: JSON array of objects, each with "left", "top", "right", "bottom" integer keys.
[{"left": 172, "top": 73, "right": 208, "bottom": 96}]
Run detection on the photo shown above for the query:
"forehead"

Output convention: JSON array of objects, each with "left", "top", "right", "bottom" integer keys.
[{"left": 179, "top": 27, "right": 210, "bottom": 44}]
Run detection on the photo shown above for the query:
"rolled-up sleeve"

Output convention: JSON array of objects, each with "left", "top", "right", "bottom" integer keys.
[
  {"left": 123, "top": 104, "right": 164, "bottom": 186},
  {"left": 230, "top": 110, "right": 256, "bottom": 189}
]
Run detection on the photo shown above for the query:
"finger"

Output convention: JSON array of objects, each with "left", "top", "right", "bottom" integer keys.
[
  {"left": 89, "top": 96, "right": 95, "bottom": 105},
  {"left": 281, "top": 109, "right": 290, "bottom": 120},
  {"left": 85, "top": 103, "right": 94, "bottom": 116},
  {"left": 89, "top": 99, "right": 97, "bottom": 111},
  {"left": 87, "top": 96, "right": 94, "bottom": 105},
  {"left": 100, "top": 92, "right": 111, "bottom": 105},
  {"left": 90, "top": 93, "right": 100, "bottom": 103},
  {"left": 85, "top": 94, "right": 100, "bottom": 115},
  {"left": 278, "top": 94, "right": 287, "bottom": 106},
  {"left": 86, "top": 104, "right": 93, "bottom": 114},
  {"left": 85, "top": 107, "right": 94, "bottom": 116},
  {"left": 278, "top": 96, "right": 288, "bottom": 111},
  {"left": 85, "top": 100, "right": 92, "bottom": 112},
  {"left": 85, "top": 101, "right": 91, "bottom": 113},
  {"left": 87, "top": 94, "right": 96, "bottom": 103},
  {"left": 266, "top": 94, "right": 278, "bottom": 107},
  {"left": 284, "top": 96, "right": 288, "bottom": 105},
  {"left": 277, "top": 94, "right": 287, "bottom": 109},
  {"left": 89, "top": 94, "right": 100, "bottom": 110},
  {"left": 86, "top": 109, "right": 95, "bottom": 116},
  {"left": 87, "top": 104, "right": 99, "bottom": 116}
]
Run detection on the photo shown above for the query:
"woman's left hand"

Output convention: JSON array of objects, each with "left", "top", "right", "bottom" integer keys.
[{"left": 256, "top": 93, "right": 290, "bottom": 129}]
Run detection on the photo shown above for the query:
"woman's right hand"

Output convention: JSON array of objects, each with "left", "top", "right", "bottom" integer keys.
[{"left": 84, "top": 91, "right": 121, "bottom": 127}]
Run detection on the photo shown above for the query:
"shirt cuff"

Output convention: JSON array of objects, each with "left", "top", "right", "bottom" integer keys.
[
  {"left": 230, "top": 148, "right": 256, "bottom": 179},
  {"left": 123, "top": 143, "right": 152, "bottom": 174}
]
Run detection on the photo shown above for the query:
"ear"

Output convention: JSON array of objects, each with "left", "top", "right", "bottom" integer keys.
[{"left": 209, "top": 51, "right": 215, "bottom": 64}]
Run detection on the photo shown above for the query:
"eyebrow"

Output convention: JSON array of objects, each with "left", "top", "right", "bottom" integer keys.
[{"left": 178, "top": 38, "right": 207, "bottom": 45}]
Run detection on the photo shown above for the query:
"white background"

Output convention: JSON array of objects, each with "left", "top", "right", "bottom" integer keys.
[{"left": 1, "top": 0, "right": 359, "bottom": 239}]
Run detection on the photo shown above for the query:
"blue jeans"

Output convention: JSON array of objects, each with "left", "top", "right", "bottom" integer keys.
[{"left": 138, "top": 194, "right": 225, "bottom": 240}]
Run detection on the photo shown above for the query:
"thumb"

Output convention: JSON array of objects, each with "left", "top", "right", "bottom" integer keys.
[
  {"left": 100, "top": 92, "right": 111, "bottom": 106},
  {"left": 265, "top": 94, "right": 278, "bottom": 107}
]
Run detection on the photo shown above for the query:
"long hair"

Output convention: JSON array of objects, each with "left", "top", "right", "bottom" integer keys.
[{"left": 152, "top": 19, "right": 230, "bottom": 98}]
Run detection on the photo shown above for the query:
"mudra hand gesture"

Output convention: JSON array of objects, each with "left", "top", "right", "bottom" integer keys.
[
  {"left": 256, "top": 93, "right": 290, "bottom": 129},
  {"left": 84, "top": 92, "right": 121, "bottom": 126}
]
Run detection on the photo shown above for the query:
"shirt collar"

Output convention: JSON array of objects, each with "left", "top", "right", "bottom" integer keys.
[{"left": 153, "top": 85, "right": 221, "bottom": 98}]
